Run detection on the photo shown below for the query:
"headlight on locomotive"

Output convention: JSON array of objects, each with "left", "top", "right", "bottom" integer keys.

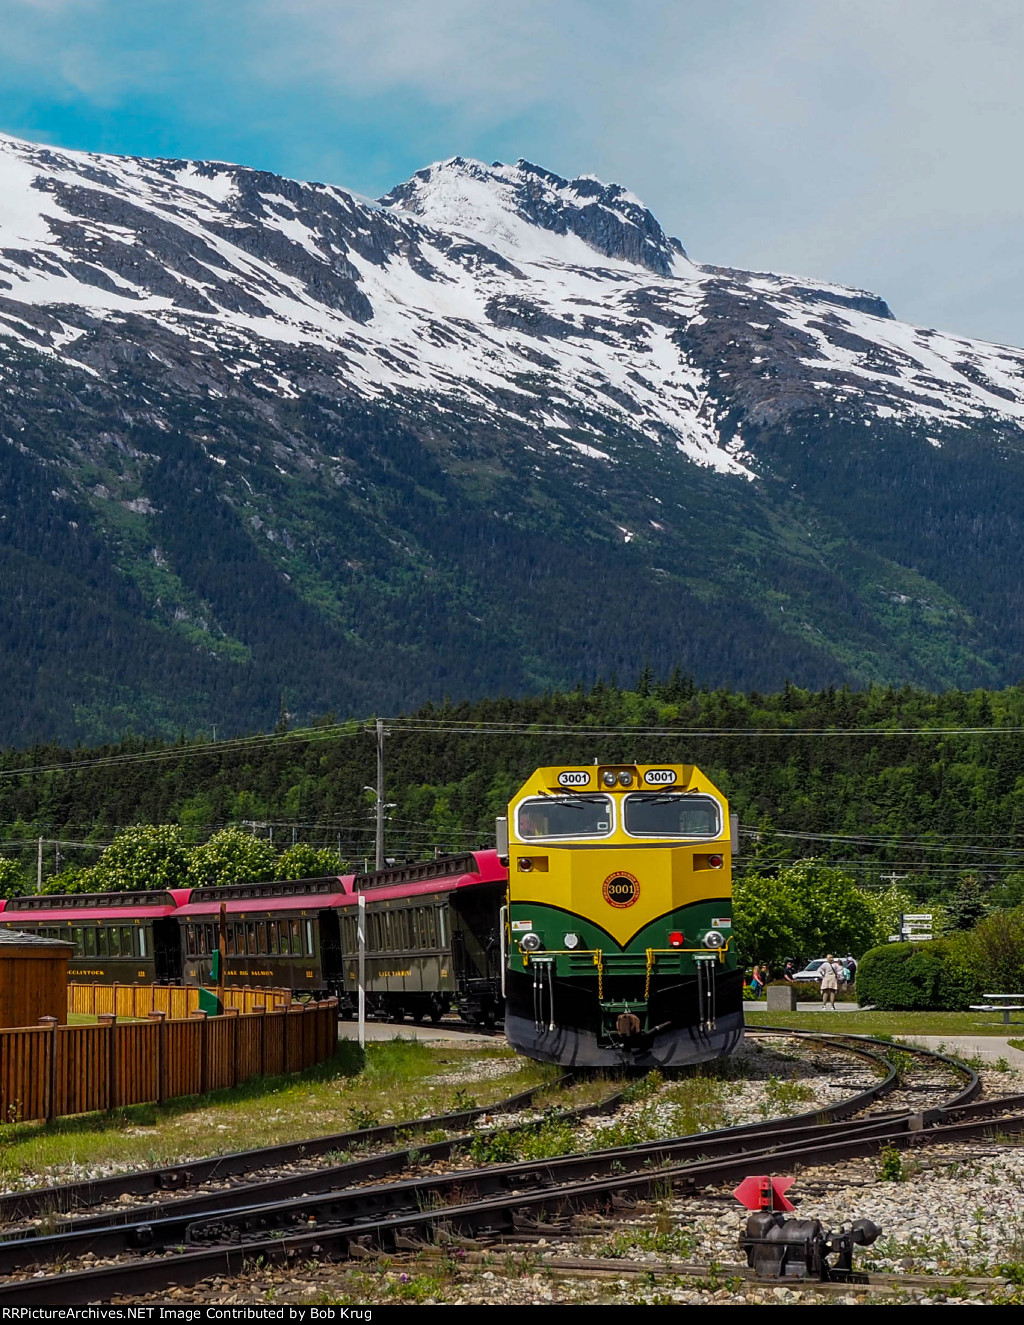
[
  {"left": 563, "top": 932, "right": 581, "bottom": 949},
  {"left": 520, "top": 932, "right": 543, "bottom": 953},
  {"left": 703, "top": 930, "right": 726, "bottom": 948}
]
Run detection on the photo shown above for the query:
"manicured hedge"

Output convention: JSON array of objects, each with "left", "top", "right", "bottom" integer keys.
[{"left": 854, "top": 940, "right": 975, "bottom": 1011}]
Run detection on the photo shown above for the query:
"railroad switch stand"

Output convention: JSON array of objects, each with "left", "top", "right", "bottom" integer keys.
[
  {"left": 733, "top": 1175, "right": 881, "bottom": 1280},
  {"left": 739, "top": 1210, "right": 882, "bottom": 1282}
]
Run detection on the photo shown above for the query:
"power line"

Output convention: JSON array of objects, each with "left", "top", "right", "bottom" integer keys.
[
  {"left": 0, "top": 719, "right": 367, "bottom": 779},
  {"left": 384, "top": 717, "right": 1024, "bottom": 738},
  {"left": 2, "top": 712, "right": 1023, "bottom": 782}
]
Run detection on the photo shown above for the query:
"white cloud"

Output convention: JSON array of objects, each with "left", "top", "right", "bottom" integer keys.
[{"left": 4, "top": 0, "right": 1024, "bottom": 342}]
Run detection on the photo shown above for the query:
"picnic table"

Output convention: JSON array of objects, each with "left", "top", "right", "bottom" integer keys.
[{"left": 969, "top": 994, "right": 1024, "bottom": 1025}]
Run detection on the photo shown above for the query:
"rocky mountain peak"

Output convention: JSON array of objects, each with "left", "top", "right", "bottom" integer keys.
[{"left": 380, "top": 155, "right": 685, "bottom": 275}]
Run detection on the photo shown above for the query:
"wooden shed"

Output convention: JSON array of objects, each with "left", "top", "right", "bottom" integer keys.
[{"left": 0, "top": 929, "right": 73, "bottom": 1027}]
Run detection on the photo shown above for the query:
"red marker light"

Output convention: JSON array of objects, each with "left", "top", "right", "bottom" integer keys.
[
  {"left": 708, "top": 854, "right": 724, "bottom": 869},
  {"left": 668, "top": 931, "right": 685, "bottom": 948}
]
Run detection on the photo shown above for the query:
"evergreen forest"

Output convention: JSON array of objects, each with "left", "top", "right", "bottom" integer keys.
[{"left": 0, "top": 675, "right": 1021, "bottom": 915}]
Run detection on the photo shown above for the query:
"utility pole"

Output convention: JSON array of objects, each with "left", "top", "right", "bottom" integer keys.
[
  {"left": 357, "top": 892, "right": 366, "bottom": 1050},
  {"left": 37, "top": 837, "right": 42, "bottom": 892},
  {"left": 375, "top": 717, "right": 385, "bottom": 871}
]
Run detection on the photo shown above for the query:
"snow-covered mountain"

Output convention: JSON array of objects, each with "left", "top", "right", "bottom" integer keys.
[
  {"left": 2, "top": 133, "right": 1024, "bottom": 744},
  {"left": 4, "top": 136, "right": 1024, "bottom": 471}
]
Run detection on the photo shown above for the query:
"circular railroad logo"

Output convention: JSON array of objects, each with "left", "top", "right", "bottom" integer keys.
[{"left": 602, "top": 871, "right": 640, "bottom": 909}]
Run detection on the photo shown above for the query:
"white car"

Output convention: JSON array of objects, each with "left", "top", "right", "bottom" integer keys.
[
  {"left": 794, "top": 958, "right": 854, "bottom": 983},
  {"left": 792, "top": 958, "right": 828, "bottom": 982}
]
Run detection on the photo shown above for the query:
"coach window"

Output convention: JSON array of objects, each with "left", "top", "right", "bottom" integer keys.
[
  {"left": 289, "top": 920, "right": 302, "bottom": 955},
  {"left": 623, "top": 792, "right": 722, "bottom": 839},
  {"left": 516, "top": 795, "right": 614, "bottom": 840},
  {"left": 305, "top": 920, "right": 314, "bottom": 955},
  {"left": 84, "top": 928, "right": 97, "bottom": 957},
  {"left": 268, "top": 921, "right": 279, "bottom": 955},
  {"left": 109, "top": 928, "right": 121, "bottom": 956},
  {"left": 120, "top": 927, "right": 133, "bottom": 956},
  {"left": 72, "top": 927, "right": 83, "bottom": 954},
  {"left": 225, "top": 925, "right": 236, "bottom": 956},
  {"left": 186, "top": 925, "right": 197, "bottom": 957}
]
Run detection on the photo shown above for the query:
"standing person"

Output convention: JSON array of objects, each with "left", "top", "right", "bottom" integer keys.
[
  {"left": 819, "top": 954, "right": 841, "bottom": 1010},
  {"left": 783, "top": 960, "right": 796, "bottom": 984},
  {"left": 750, "top": 963, "right": 765, "bottom": 998}
]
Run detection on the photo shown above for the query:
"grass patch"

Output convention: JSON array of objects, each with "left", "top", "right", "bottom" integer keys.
[
  {"left": 591, "top": 1213, "right": 698, "bottom": 1262},
  {"left": 468, "top": 1069, "right": 736, "bottom": 1165},
  {"left": 746, "top": 1009, "right": 1024, "bottom": 1036},
  {"left": 0, "top": 1039, "right": 555, "bottom": 1190}
]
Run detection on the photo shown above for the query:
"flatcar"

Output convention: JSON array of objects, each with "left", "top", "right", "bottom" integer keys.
[{"left": 499, "top": 762, "right": 743, "bottom": 1067}]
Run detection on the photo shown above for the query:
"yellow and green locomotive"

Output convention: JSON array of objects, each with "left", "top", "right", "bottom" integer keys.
[{"left": 499, "top": 762, "right": 743, "bottom": 1067}]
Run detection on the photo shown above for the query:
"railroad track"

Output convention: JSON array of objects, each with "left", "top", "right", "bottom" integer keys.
[
  {"left": 0, "top": 1073, "right": 583, "bottom": 1226},
  {"left": 0, "top": 1032, "right": 1009, "bottom": 1304},
  {"left": 398, "top": 1247, "right": 1013, "bottom": 1300}
]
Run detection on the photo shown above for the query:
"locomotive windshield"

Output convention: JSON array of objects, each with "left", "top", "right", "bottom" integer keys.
[
  {"left": 517, "top": 795, "right": 613, "bottom": 840},
  {"left": 623, "top": 792, "right": 721, "bottom": 838}
]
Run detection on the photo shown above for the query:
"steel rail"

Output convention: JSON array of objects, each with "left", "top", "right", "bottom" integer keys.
[
  {"left": 0, "top": 1074, "right": 577, "bottom": 1225},
  {"left": 0, "top": 1035, "right": 895, "bottom": 1256},
  {"left": 0, "top": 1034, "right": 981, "bottom": 1302},
  {"left": 0, "top": 1112, "right": 908, "bottom": 1274},
  {"left": 0, "top": 1083, "right": 631, "bottom": 1262},
  {"left": 0, "top": 1032, "right": 895, "bottom": 1243},
  {"left": 7, "top": 1104, "right": 1024, "bottom": 1306},
  {"left": 747, "top": 1026, "right": 981, "bottom": 1110}
]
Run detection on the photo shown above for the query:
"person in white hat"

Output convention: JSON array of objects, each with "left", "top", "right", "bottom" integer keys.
[{"left": 819, "top": 955, "right": 841, "bottom": 1009}]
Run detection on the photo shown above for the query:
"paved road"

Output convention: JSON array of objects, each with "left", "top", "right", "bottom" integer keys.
[
  {"left": 744, "top": 1004, "right": 1024, "bottom": 1067},
  {"left": 337, "top": 1014, "right": 1024, "bottom": 1070},
  {"left": 337, "top": 1018, "right": 499, "bottom": 1046},
  {"left": 744, "top": 1001, "right": 860, "bottom": 1014},
  {"left": 899, "top": 1034, "right": 1024, "bottom": 1068}
]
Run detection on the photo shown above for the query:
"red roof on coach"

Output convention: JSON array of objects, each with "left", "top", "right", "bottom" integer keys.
[
  {"left": 0, "top": 888, "right": 191, "bottom": 924},
  {"left": 0, "top": 851, "right": 508, "bottom": 924},
  {"left": 175, "top": 851, "right": 507, "bottom": 916}
]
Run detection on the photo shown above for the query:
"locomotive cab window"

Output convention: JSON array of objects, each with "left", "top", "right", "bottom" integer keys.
[
  {"left": 623, "top": 792, "right": 722, "bottom": 839},
  {"left": 516, "top": 795, "right": 613, "bottom": 840}
]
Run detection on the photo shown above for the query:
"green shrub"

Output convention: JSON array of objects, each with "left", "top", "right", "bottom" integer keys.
[
  {"left": 946, "top": 907, "right": 1024, "bottom": 996},
  {"left": 855, "top": 940, "right": 976, "bottom": 1011}
]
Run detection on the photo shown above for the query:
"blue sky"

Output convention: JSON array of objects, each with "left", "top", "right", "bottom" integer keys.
[{"left": 3, "top": 0, "right": 1024, "bottom": 345}]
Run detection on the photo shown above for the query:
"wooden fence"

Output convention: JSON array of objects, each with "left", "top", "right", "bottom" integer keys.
[
  {"left": 68, "top": 983, "right": 293, "bottom": 1019},
  {"left": 0, "top": 999, "right": 338, "bottom": 1124}
]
